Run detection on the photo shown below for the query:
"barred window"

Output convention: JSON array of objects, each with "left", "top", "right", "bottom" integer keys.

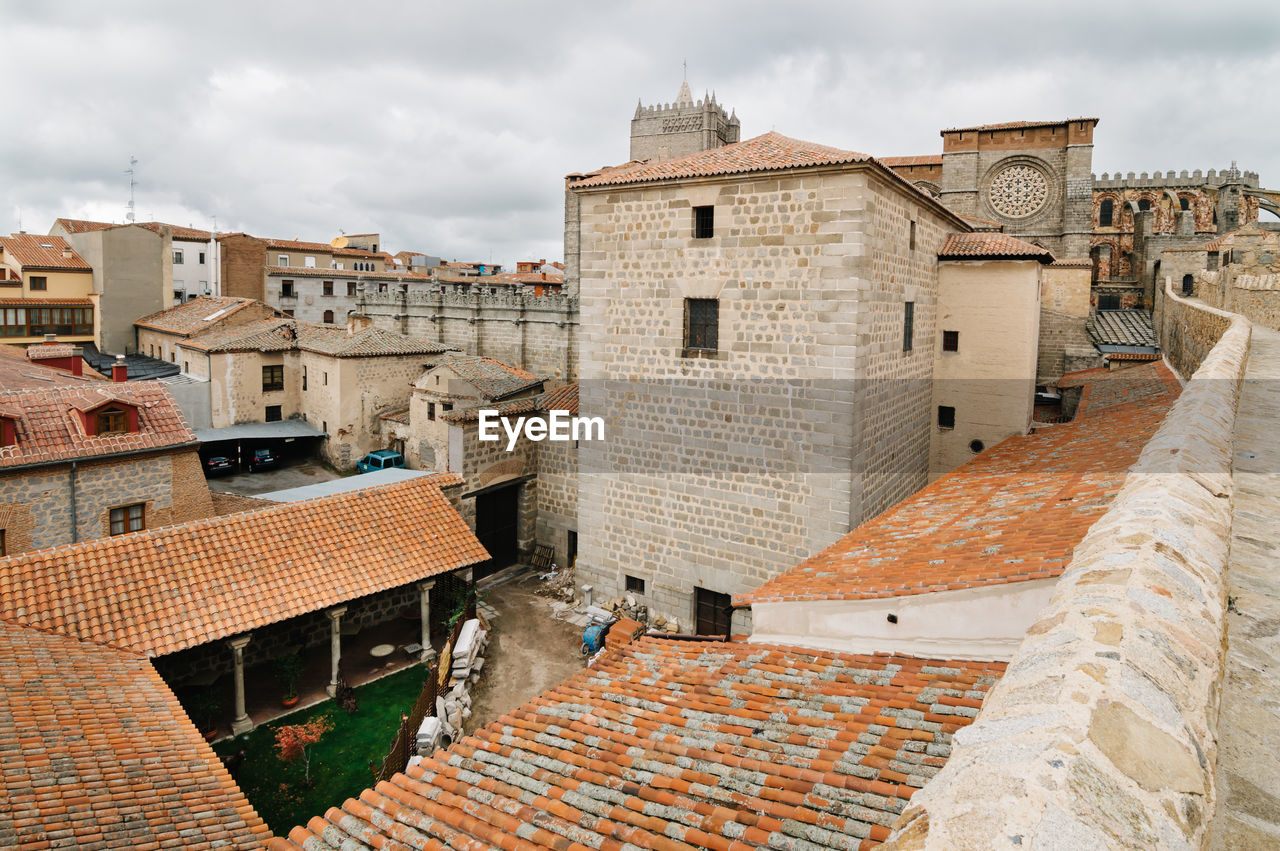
[{"left": 684, "top": 298, "right": 718, "bottom": 353}]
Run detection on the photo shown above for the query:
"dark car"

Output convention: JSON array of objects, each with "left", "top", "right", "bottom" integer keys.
[
  {"left": 204, "top": 455, "right": 235, "bottom": 477},
  {"left": 247, "top": 448, "right": 279, "bottom": 472}
]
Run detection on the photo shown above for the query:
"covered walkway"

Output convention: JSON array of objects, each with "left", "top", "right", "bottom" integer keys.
[{"left": 1211, "top": 324, "right": 1280, "bottom": 847}]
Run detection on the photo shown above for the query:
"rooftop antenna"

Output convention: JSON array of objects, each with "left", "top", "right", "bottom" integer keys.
[{"left": 124, "top": 156, "right": 138, "bottom": 223}]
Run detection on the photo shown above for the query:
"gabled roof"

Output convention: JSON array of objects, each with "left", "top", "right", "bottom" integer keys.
[
  {"left": 0, "top": 233, "right": 91, "bottom": 271},
  {"left": 442, "top": 382, "right": 578, "bottom": 424},
  {"left": 54, "top": 217, "right": 214, "bottom": 241},
  {"left": 938, "top": 232, "right": 1054, "bottom": 262},
  {"left": 0, "top": 475, "right": 488, "bottom": 657},
  {"left": 878, "top": 154, "right": 943, "bottom": 167},
  {"left": 0, "top": 381, "right": 196, "bottom": 469},
  {"left": 569, "top": 131, "right": 874, "bottom": 188},
  {"left": 271, "top": 636, "right": 1005, "bottom": 851},
  {"left": 0, "top": 619, "right": 269, "bottom": 849},
  {"left": 739, "top": 361, "right": 1180, "bottom": 605},
  {"left": 420, "top": 353, "right": 543, "bottom": 400},
  {"left": 296, "top": 323, "right": 452, "bottom": 358},
  {"left": 178, "top": 318, "right": 296, "bottom": 353},
  {"left": 135, "top": 295, "right": 271, "bottom": 335},
  {"left": 0, "top": 343, "right": 104, "bottom": 390},
  {"left": 264, "top": 237, "right": 380, "bottom": 258}
]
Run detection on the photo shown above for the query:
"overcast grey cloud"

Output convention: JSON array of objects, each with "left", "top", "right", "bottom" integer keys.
[{"left": 2, "top": 1, "right": 1277, "bottom": 265}]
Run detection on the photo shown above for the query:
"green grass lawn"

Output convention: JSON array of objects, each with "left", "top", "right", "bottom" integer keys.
[{"left": 214, "top": 665, "right": 429, "bottom": 835}]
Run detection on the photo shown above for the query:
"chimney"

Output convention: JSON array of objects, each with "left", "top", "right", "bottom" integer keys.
[
  {"left": 346, "top": 313, "right": 373, "bottom": 336},
  {"left": 43, "top": 333, "right": 57, "bottom": 345},
  {"left": 61, "top": 246, "right": 73, "bottom": 260},
  {"left": 112, "top": 354, "right": 127, "bottom": 383}
]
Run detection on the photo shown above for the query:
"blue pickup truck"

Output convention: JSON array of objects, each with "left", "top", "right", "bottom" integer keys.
[{"left": 356, "top": 449, "right": 406, "bottom": 473}]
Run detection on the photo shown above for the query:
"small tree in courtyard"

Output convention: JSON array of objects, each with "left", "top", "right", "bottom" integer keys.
[{"left": 274, "top": 715, "right": 332, "bottom": 787}]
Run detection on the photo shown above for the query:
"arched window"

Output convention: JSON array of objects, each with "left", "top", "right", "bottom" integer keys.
[
  {"left": 323, "top": 310, "right": 335, "bottom": 324},
  {"left": 1099, "top": 200, "right": 1113, "bottom": 227},
  {"left": 1179, "top": 196, "right": 1191, "bottom": 211},
  {"left": 1138, "top": 198, "right": 1151, "bottom": 212},
  {"left": 1182, "top": 275, "right": 1194, "bottom": 296}
]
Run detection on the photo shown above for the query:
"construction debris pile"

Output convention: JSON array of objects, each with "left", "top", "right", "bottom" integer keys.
[
  {"left": 597, "top": 594, "right": 680, "bottom": 633},
  {"left": 409, "top": 617, "right": 488, "bottom": 758}
]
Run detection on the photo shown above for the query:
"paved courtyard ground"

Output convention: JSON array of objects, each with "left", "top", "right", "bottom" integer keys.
[
  {"left": 207, "top": 457, "right": 345, "bottom": 496},
  {"left": 467, "top": 566, "right": 586, "bottom": 732}
]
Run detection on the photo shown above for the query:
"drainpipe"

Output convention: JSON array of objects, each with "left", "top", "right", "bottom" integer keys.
[{"left": 69, "top": 461, "right": 79, "bottom": 543}]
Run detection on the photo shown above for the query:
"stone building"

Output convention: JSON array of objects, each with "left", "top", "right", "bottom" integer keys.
[
  {"left": 0, "top": 344, "right": 215, "bottom": 555},
  {"left": 629, "top": 79, "right": 740, "bottom": 162},
  {"left": 565, "top": 131, "right": 976, "bottom": 634},
  {"left": 1161, "top": 222, "right": 1280, "bottom": 330}
]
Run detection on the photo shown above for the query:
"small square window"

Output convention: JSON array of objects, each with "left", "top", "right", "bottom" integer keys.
[
  {"left": 304, "top": 256, "right": 316, "bottom": 268},
  {"left": 281, "top": 280, "right": 295, "bottom": 298},
  {"left": 173, "top": 249, "right": 184, "bottom": 264},
  {"left": 693, "top": 205, "right": 714, "bottom": 239},
  {"left": 347, "top": 281, "right": 357, "bottom": 297},
  {"left": 277, "top": 254, "right": 289, "bottom": 266},
  {"left": 109, "top": 503, "right": 145, "bottom": 536},
  {"left": 29, "top": 276, "right": 47, "bottom": 291},
  {"left": 198, "top": 251, "right": 206, "bottom": 264},
  {"left": 942, "top": 330, "right": 959, "bottom": 352},
  {"left": 903, "top": 301, "right": 915, "bottom": 352},
  {"left": 938, "top": 405, "right": 956, "bottom": 430},
  {"left": 625, "top": 575, "right": 645, "bottom": 594},
  {"left": 684, "top": 298, "right": 718, "bottom": 354},
  {"left": 323, "top": 280, "right": 334, "bottom": 296},
  {"left": 265, "top": 405, "right": 283, "bottom": 422},
  {"left": 262, "top": 364, "right": 284, "bottom": 392}
]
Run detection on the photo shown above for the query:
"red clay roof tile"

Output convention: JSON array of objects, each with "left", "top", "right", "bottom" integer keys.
[
  {"left": 0, "top": 234, "right": 92, "bottom": 271},
  {"left": 0, "top": 475, "right": 487, "bottom": 656},
  {"left": 938, "top": 233, "right": 1054, "bottom": 261},
  {"left": 268, "top": 637, "right": 1004, "bottom": 851},
  {"left": 0, "top": 619, "right": 269, "bottom": 849},
  {"left": 135, "top": 295, "right": 271, "bottom": 335},
  {"left": 739, "top": 361, "right": 1180, "bottom": 605}
]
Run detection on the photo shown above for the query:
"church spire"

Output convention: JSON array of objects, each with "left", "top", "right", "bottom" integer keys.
[{"left": 675, "top": 78, "right": 694, "bottom": 108}]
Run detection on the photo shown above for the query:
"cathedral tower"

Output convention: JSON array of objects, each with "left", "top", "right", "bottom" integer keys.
[{"left": 629, "top": 80, "right": 740, "bottom": 162}]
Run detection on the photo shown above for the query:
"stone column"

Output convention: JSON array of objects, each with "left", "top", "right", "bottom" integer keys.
[
  {"left": 228, "top": 634, "right": 253, "bottom": 734},
  {"left": 326, "top": 606, "right": 347, "bottom": 698},
  {"left": 419, "top": 580, "right": 437, "bottom": 663}
]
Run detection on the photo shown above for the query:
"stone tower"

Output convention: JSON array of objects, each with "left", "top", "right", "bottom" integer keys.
[{"left": 629, "top": 80, "right": 740, "bottom": 162}]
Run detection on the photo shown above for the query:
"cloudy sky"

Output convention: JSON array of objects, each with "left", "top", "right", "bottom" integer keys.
[{"left": 3, "top": 1, "right": 1277, "bottom": 265}]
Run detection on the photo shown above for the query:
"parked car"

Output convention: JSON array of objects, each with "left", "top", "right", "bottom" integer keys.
[
  {"left": 247, "top": 448, "right": 279, "bottom": 472},
  {"left": 203, "top": 455, "right": 235, "bottom": 477},
  {"left": 357, "top": 449, "right": 406, "bottom": 473}
]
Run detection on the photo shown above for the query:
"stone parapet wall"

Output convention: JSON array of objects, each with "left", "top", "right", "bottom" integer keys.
[
  {"left": 884, "top": 297, "right": 1250, "bottom": 849},
  {"left": 1158, "top": 276, "right": 1235, "bottom": 380}
]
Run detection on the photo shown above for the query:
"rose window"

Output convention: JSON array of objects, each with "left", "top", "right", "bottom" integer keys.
[{"left": 988, "top": 165, "right": 1049, "bottom": 218}]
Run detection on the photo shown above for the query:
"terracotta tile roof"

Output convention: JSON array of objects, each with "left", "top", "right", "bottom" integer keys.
[
  {"left": 443, "top": 382, "right": 578, "bottom": 424},
  {"left": 273, "top": 637, "right": 1004, "bottom": 851},
  {"left": 0, "top": 233, "right": 91, "bottom": 271},
  {"left": 958, "top": 213, "right": 1005, "bottom": 230},
  {"left": 1087, "top": 310, "right": 1159, "bottom": 348},
  {"left": 0, "top": 381, "right": 196, "bottom": 470},
  {"left": 25, "top": 343, "right": 78, "bottom": 360},
  {"left": 0, "top": 475, "right": 487, "bottom": 657},
  {"left": 54, "top": 218, "right": 214, "bottom": 241},
  {"left": 0, "top": 619, "right": 270, "bottom": 849},
  {"left": 379, "top": 405, "right": 410, "bottom": 424},
  {"left": 739, "top": 362, "right": 1181, "bottom": 605},
  {"left": 938, "top": 232, "right": 1054, "bottom": 262},
  {"left": 538, "top": 382, "right": 579, "bottom": 415},
  {"left": 0, "top": 344, "right": 104, "bottom": 389},
  {"left": 0, "top": 296, "right": 94, "bottom": 307},
  {"left": 570, "top": 131, "right": 874, "bottom": 188},
  {"left": 296, "top": 323, "right": 452, "bottom": 358},
  {"left": 942, "top": 118, "right": 1099, "bottom": 134},
  {"left": 1105, "top": 352, "right": 1163, "bottom": 362},
  {"left": 422, "top": 353, "right": 543, "bottom": 400},
  {"left": 1049, "top": 258, "right": 1093, "bottom": 268},
  {"left": 178, "top": 318, "right": 297, "bottom": 353},
  {"left": 878, "top": 155, "right": 943, "bottom": 167},
  {"left": 265, "top": 265, "right": 437, "bottom": 281},
  {"left": 264, "top": 238, "right": 380, "bottom": 258},
  {"left": 136, "top": 295, "right": 267, "bottom": 335},
  {"left": 1201, "top": 234, "right": 1229, "bottom": 252}
]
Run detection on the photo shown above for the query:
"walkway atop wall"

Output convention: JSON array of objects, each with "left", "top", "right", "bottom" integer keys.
[{"left": 1211, "top": 324, "right": 1280, "bottom": 847}]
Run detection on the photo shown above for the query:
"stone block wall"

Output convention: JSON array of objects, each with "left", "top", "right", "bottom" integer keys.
[
  {"left": 358, "top": 288, "right": 577, "bottom": 380},
  {"left": 1157, "top": 277, "right": 1233, "bottom": 380},
  {"left": 884, "top": 294, "right": 1250, "bottom": 850},
  {"left": 534, "top": 432, "right": 577, "bottom": 569},
  {"left": 0, "top": 448, "right": 214, "bottom": 554},
  {"left": 571, "top": 164, "right": 959, "bottom": 632},
  {"left": 1036, "top": 263, "right": 1095, "bottom": 384}
]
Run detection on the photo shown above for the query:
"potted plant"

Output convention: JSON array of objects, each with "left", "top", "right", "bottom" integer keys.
[{"left": 273, "top": 652, "right": 305, "bottom": 707}]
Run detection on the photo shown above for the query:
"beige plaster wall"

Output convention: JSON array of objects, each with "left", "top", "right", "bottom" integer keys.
[{"left": 930, "top": 259, "right": 1040, "bottom": 479}]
